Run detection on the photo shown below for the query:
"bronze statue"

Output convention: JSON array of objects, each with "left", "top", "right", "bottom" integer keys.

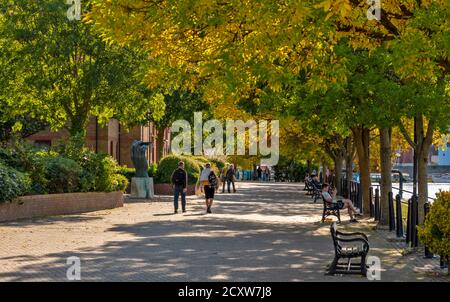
[{"left": 131, "top": 140, "right": 152, "bottom": 177}]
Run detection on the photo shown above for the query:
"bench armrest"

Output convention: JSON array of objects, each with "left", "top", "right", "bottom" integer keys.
[{"left": 336, "top": 231, "right": 368, "bottom": 241}]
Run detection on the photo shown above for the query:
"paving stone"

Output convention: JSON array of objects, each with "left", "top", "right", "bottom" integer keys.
[{"left": 0, "top": 182, "right": 447, "bottom": 282}]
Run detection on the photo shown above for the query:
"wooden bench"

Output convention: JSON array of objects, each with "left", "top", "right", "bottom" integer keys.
[
  {"left": 321, "top": 195, "right": 341, "bottom": 223},
  {"left": 327, "top": 222, "right": 370, "bottom": 276}
]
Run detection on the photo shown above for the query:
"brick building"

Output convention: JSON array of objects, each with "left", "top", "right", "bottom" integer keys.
[{"left": 27, "top": 117, "right": 171, "bottom": 167}]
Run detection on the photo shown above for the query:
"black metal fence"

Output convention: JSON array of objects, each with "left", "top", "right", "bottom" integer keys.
[{"left": 339, "top": 176, "right": 440, "bottom": 261}]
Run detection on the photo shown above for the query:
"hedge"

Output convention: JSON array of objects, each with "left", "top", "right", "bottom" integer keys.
[
  {"left": 418, "top": 191, "right": 450, "bottom": 274},
  {"left": 156, "top": 155, "right": 201, "bottom": 185},
  {"left": 0, "top": 162, "right": 31, "bottom": 203},
  {"left": 43, "top": 156, "right": 83, "bottom": 193},
  {"left": 118, "top": 163, "right": 158, "bottom": 184}
]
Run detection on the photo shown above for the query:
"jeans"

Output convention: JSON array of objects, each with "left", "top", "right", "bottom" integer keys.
[
  {"left": 227, "top": 180, "right": 236, "bottom": 193},
  {"left": 173, "top": 186, "right": 186, "bottom": 211}
]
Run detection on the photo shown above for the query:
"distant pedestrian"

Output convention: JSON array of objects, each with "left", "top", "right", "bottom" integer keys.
[
  {"left": 220, "top": 165, "right": 228, "bottom": 193},
  {"left": 171, "top": 161, "right": 188, "bottom": 214},
  {"left": 226, "top": 164, "right": 236, "bottom": 193},
  {"left": 257, "top": 166, "right": 262, "bottom": 181},
  {"left": 200, "top": 163, "right": 218, "bottom": 214}
]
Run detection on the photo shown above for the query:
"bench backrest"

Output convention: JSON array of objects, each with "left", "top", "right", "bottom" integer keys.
[
  {"left": 322, "top": 192, "right": 334, "bottom": 207},
  {"left": 330, "top": 222, "right": 342, "bottom": 254}
]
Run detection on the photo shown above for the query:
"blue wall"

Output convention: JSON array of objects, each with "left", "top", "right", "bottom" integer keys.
[{"left": 438, "top": 143, "right": 450, "bottom": 165}]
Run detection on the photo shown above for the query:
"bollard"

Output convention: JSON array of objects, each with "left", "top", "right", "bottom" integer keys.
[
  {"left": 357, "top": 183, "right": 363, "bottom": 213},
  {"left": 350, "top": 182, "right": 355, "bottom": 204},
  {"left": 439, "top": 255, "right": 448, "bottom": 269},
  {"left": 406, "top": 198, "right": 412, "bottom": 244},
  {"left": 423, "top": 202, "right": 434, "bottom": 258},
  {"left": 411, "top": 195, "right": 419, "bottom": 248},
  {"left": 388, "top": 192, "right": 395, "bottom": 231},
  {"left": 369, "top": 187, "right": 374, "bottom": 218},
  {"left": 395, "top": 194, "right": 403, "bottom": 238},
  {"left": 374, "top": 188, "right": 380, "bottom": 221}
]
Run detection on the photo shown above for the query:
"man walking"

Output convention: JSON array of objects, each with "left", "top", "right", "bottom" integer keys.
[
  {"left": 220, "top": 165, "right": 226, "bottom": 193},
  {"left": 171, "top": 161, "right": 188, "bottom": 213},
  {"left": 226, "top": 164, "right": 236, "bottom": 193}
]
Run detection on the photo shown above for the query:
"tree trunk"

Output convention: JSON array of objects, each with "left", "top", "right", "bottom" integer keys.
[
  {"left": 156, "top": 127, "right": 165, "bottom": 162},
  {"left": 321, "top": 161, "right": 327, "bottom": 183},
  {"left": 345, "top": 138, "right": 354, "bottom": 199},
  {"left": 379, "top": 127, "right": 392, "bottom": 225},
  {"left": 417, "top": 115, "right": 434, "bottom": 224},
  {"left": 352, "top": 126, "right": 372, "bottom": 214},
  {"left": 334, "top": 155, "right": 343, "bottom": 195},
  {"left": 399, "top": 114, "right": 434, "bottom": 225},
  {"left": 417, "top": 147, "right": 428, "bottom": 224},
  {"left": 68, "top": 115, "right": 88, "bottom": 139},
  {"left": 307, "top": 160, "right": 311, "bottom": 175}
]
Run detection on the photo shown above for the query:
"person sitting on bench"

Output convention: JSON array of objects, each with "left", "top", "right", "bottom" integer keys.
[
  {"left": 311, "top": 174, "right": 321, "bottom": 188},
  {"left": 321, "top": 183, "right": 361, "bottom": 223}
]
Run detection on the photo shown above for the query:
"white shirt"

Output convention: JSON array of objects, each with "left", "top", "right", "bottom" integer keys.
[
  {"left": 322, "top": 191, "right": 336, "bottom": 203},
  {"left": 200, "top": 168, "right": 211, "bottom": 182}
]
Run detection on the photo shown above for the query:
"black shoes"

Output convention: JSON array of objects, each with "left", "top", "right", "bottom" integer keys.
[
  {"left": 206, "top": 206, "right": 212, "bottom": 214},
  {"left": 182, "top": 209, "right": 186, "bottom": 213},
  {"left": 349, "top": 218, "right": 359, "bottom": 223},
  {"left": 174, "top": 209, "right": 178, "bottom": 214}
]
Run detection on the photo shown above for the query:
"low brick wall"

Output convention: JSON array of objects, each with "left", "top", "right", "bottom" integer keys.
[
  {"left": 0, "top": 191, "right": 123, "bottom": 222},
  {"left": 154, "top": 183, "right": 196, "bottom": 196}
]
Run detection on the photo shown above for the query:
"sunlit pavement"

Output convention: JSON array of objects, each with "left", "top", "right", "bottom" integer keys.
[{"left": 0, "top": 182, "right": 447, "bottom": 281}]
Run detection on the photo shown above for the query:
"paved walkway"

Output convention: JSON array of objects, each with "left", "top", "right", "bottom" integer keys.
[{"left": 0, "top": 182, "right": 447, "bottom": 281}]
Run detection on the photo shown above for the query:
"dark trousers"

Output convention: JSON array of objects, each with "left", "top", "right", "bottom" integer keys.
[
  {"left": 227, "top": 180, "right": 236, "bottom": 193},
  {"left": 173, "top": 186, "right": 186, "bottom": 210},
  {"left": 222, "top": 179, "right": 226, "bottom": 193}
]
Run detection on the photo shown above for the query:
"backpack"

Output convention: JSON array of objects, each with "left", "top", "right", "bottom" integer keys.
[
  {"left": 208, "top": 172, "right": 218, "bottom": 187},
  {"left": 173, "top": 169, "right": 185, "bottom": 186}
]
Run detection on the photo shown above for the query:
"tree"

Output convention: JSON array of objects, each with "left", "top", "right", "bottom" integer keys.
[
  {"left": 0, "top": 0, "right": 164, "bottom": 139},
  {"left": 88, "top": 0, "right": 449, "bottom": 220},
  {"left": 151, "top": 90, "right": 210, "bottom": 160}
]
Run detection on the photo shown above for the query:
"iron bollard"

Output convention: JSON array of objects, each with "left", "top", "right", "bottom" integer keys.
[
  {"left": 439, "top": 255, "right": 448, "bottom": 269},
  {"left": 357, "top": 183, "right": 363, "bottom": 213},
  {"left": 351, "top": 182, "right": 355, "bottom": 202},
  {"left": 374, "top": 188, "right": 380, "bottom": 221},
  {"left": 395, "top": 194, "right": 403, "bottom": 238},
  {"left": 424, "top": 202, "right": 434, "bottom": 258},
  {"left": 406, "top": 198, "right": 412, "bottom": 244},
  {"left": 388, "top": 192, "right": 395, "bottom": 231},
  {"left": 369, "top": 187, "right": 374, "bottom": 218},
  {"left": 411, "top": 195, "right": 419, "bottom": 248}
]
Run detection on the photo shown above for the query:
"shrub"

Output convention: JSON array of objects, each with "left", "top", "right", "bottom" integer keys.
[
  {"left": 0, "top": 145, "right": 52, "bottom": 194},
  {"left": 117, "top": 166, "right": 136, "bottom": 183},
  {"left": 156, "top": 155, "right": 201, "bottom": 185},
  {"left": 43, "top": 157, "right": 82, "bottom": 193},
  {"left": 209, "top": 157, "right": 227, "bottom": 171},
  {"left": 0, "top": 162, "right": 31, "bottom": 202},
  {"left": 78, "top": 152, "right": 128, "bottom": 192},
  {"left": 418, "top": 191, "right": 450, "bottom": 274},
  {"left": 110, "top": 174, "right": 129, "bottom": 192},
  {"left": 117, "top": 163, "right": 158, "bottom": 184}
]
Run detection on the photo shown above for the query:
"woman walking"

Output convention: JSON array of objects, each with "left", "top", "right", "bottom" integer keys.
[{"left": 200, "top": 163, "right": 218, "bottom": 213}]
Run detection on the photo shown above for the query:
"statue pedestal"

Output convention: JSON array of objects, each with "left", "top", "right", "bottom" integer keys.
[{"left": 131, "top": 177, "right": 154, "bottom": 199}]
